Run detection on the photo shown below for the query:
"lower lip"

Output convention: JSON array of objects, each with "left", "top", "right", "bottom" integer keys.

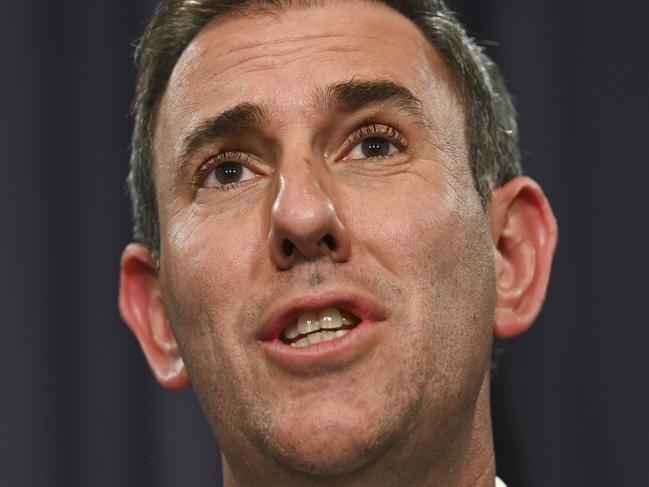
[{"left": 260, "top": 320, "right": 383, "bottom": 367}]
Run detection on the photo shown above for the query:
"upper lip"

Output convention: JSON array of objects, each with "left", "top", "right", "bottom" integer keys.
[{"left": 258, "top": 287, "right": 388, "bottom": 341}]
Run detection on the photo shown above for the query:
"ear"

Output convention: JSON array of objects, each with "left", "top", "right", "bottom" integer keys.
[
  {"left": 489, "top": 177, "right": 558, "bottom": 340},
  {"left": 119, "top": 243, "right": 190, "bottom": 390}
]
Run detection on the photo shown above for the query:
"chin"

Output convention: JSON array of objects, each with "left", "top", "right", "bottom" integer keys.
[
  {"left": 256, "top": 399, "right": 408, "bottom": 477},
  {"left": 271, "top": 425, "right": 388, "bottom": 476}
]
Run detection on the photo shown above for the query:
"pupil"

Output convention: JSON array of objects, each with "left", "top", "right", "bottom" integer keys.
[
  {"left": 215, "top": 162, "right": 243, "bottom": 185},
  {"left": 362, "top": 137, "right": 390, "bottom": 157}
]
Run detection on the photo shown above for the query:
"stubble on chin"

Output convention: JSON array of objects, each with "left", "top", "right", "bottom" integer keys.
[{"left": 162, "top": 203, "right": 495, "bottom": 484}]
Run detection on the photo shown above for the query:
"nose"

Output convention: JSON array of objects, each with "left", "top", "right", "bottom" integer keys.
[{"left": 268, "top": 161, "right": 351, "bottom": 271}]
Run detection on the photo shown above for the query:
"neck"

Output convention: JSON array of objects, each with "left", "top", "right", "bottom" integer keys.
[{"left": 222, "top": 374, "right": 495, "bottom": 487}]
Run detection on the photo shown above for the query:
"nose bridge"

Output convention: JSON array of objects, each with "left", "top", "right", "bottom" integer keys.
[
  {"left": 268, "top": 154, "right": 351, "bottom": 270},
  {"left": 274, "top": 158, "right": 332, "bottom": 229}
]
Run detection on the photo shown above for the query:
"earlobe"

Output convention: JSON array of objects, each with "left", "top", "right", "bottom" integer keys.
[
  {"left": 119, "top": 243, "right": 190, "bottom": 390},
  {"left": 489, "top": 177, "right": 558, "bottom": 340}
]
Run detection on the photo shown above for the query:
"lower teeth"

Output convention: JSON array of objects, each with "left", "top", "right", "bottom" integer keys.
[{"left": 290, "top": 329, "right": 349, "bottom": 347}]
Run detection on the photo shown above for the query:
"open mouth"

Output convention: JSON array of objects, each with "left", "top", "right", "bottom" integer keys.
[{"left": 280, "top": 307, "right": 362, "bottom": 348}]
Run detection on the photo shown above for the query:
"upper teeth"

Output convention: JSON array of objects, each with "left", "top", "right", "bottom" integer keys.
[
  {"left": 297, "top": 311, "right": 321, "bottom": 335},
  {"left": 282, "top": 307, "right": 359, "bottom": 345}
]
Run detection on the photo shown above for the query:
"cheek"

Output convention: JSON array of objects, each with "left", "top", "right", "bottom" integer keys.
[
  {"left": 347, "top": 175, "right": 495, "bottom": 363},
  {"left": 159, "top": 208, "right": 266, "bottom": 367},
  {"left": 347, "top": 176, "right": 461, "bottom": 280},
  {"left": 162, "top": 208, "right": 263, "bottom": 300},
  {"left": 158, "top": 210, "right": 271, "bottom": 432}
]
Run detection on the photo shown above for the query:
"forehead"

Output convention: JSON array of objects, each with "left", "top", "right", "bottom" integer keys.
[{"left": 155, "top": 1, "right": 459, "bottom": 159}]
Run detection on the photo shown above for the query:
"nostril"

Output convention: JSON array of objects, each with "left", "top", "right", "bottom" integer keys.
[
  {"left": 282, "top": 239, "right": 295, "bottom": 257},
  {"left": 322, "top": 234, "right": 336, "bottom": 251}
]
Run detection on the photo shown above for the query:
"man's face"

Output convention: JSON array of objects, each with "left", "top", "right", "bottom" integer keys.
[{"left": 153, "top": 1, "right": 495, "bottom": 477}]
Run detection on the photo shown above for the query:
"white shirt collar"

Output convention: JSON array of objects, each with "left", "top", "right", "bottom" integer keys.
[{"left": 496, "top": 477, "right": 507, "bottom": 487}]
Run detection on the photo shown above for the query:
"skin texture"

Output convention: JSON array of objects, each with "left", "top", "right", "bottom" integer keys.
[{"left": 119, "top": 2, "right": 558, "bottom": 486}]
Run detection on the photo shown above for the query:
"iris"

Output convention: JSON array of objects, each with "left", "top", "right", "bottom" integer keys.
[
  {"left": 215, "top": 162, "right": 243, "bottom": 185},
  {"left": 362, "top": 137, "right": 391, "bottom": 158}
]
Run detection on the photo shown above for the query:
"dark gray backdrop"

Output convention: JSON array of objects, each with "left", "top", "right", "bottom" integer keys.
[{"left": 1, "top": 1, "right": 647, "bottom": 486}]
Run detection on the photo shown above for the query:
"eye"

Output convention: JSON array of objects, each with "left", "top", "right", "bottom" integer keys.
[
  {"left": 346, "top": 137, "right": 398, "bottom": 160},
  {"left": 342, "top": 124, "right": 406, "bottom": 161},
  {"left": 206, "top": 162, "right": 256, "bottom": 188},
  {"left": 213, "top": 162, "right": 248, "bottom": 184},
  {"left": 197, "top": 152, "right": 261, "bottom": 190}
]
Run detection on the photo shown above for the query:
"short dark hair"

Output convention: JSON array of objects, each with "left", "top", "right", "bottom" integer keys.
[{"left": 128, "top": 0, "right": 521, "bottom": 254}]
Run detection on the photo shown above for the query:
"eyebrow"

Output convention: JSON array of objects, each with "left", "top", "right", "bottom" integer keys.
[
  {"left": 180, "top": 102, "right": 267, "bottom": 163},
  {"left": 318, "top": 79, "right": 425, "bottom": 119},
  {"left": 175, "top": 79, "right": 425, "bottom": 177}
]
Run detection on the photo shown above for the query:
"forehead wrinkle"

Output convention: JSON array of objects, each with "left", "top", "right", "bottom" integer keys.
[
  {"left": 235, "top": 49, "right": 358, "bottom": 79},
  {"left": 196, "top": 32, "right": 380, "bottom": 84},
  {"left": 205, "top": 29, "right": 369, "bottom": 60},
  {"left": 163, "top": 1, "right": 459, "bottom": 173}
]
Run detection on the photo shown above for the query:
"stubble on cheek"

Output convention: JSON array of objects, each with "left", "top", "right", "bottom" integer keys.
[
  {"left": 157, "top": 241, "right": 259, "bottom": 444},
  {"left": 158, "top": 276, "right": 418, "bottom": 479},
  {"left": 156, "top": 179, "right": 495, "bottom": 477},
  {"left": 232, "top": 270, "right": 427, "bottom": 475},
  {"left": 414, "top": 207, "right": 496, "bottom": 435}
]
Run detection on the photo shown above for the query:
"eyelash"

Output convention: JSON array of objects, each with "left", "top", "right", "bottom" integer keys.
[
  {"left": 195, "top": 151, "right": 257, "bottom": 189},
  {"left": 194, "top": 123, "right": 408, "bottom": 189},
  {"left": 344, "top": 123, "right": 408, "bottom": 156}
]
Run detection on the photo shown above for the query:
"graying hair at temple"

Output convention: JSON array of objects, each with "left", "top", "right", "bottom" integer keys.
[{"left": 128, "top": 0, "right": 521, "bottom": 255}]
